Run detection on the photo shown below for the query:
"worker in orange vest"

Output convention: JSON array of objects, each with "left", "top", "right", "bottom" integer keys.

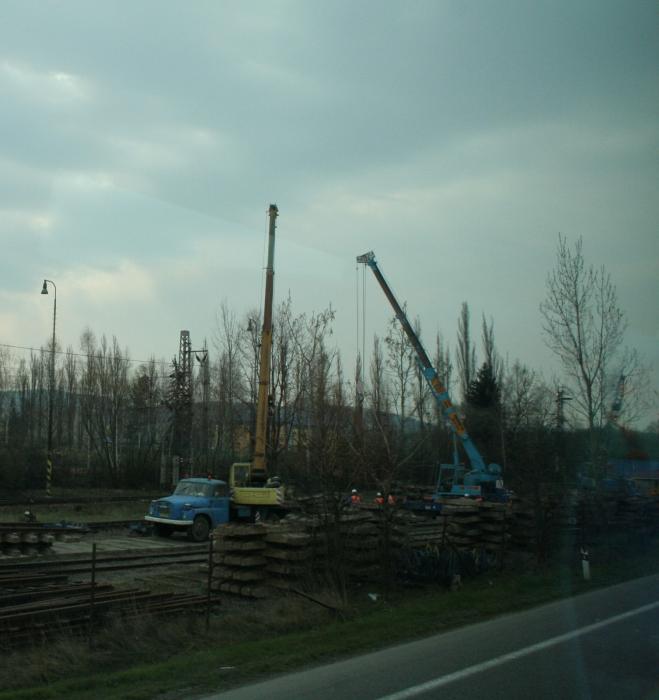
[
  {"left": 350, "top": 489, "right": 362, "bottom": 506},
  {"left": 374, "top": 492, "right": 385, "bottom": 506},
  {"left": 387, "top": 493, "right": 396, "bottom": 506}
]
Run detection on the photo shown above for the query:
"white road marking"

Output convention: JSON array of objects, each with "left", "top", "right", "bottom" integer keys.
[{"left": 376, "top": 600, "right": 659, "bottom": 700}]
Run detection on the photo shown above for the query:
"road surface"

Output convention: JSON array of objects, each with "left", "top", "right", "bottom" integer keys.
[{"left": 203, "top": 573, "right": 659, "bottom": 699}]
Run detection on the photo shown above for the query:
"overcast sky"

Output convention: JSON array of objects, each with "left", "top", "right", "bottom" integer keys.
[{"left": 1, "top": 1, "right": 657, "bottom": 421}]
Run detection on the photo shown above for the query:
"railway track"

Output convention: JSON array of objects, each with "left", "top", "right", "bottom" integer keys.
[
  {"left": 0, "top": 495, "right": 155, "bottom": 507},
  {"left": 1, "top": 519, "right": 145, "bottom": 532},
  {"left": 0, "top": 520, "right": 153, "bottom": 554},
  {"left": 0, "top": 587, "right": 216, "bottom": 646},
  {"left": 0, "top": 543, "right": 218, "bottom": 646},
  {"left": 0, "top": 543, "right": 208, "bottom": 582}
]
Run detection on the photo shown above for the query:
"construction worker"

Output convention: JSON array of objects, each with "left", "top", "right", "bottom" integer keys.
[
  {"left": 374, "top": 492, "right": 385, "bottom": 506},
  {"left": 350, "top": 489, "right": 362, "bottom": 506},
  {"left": 387, "top": 493, "right": 396, "bottom": 506}
]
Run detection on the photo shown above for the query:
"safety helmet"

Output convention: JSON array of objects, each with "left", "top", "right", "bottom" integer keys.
[{"left": 351, "top": 489, "right": 357, "bottom": 493}]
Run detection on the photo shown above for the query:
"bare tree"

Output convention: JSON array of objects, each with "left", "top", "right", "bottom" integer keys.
[
  {"left": 481, "top": 314, "right": 503, "bottom": 384},
  {"left": 456, "top": 302, "right": 476, "bottom": 403},
  {"left": 127, "top": 358, "right": 168, "bottom": 484},
  {"left": 268, "top": 296, "right": 311, "bottom": 473},
  {"left": 213, "top": 300, "right": 244, "bottom": 462},
  {"left": 369, "top": 335, "right": 388, "bottom": 420},
  {"left": 79, "top": 331, "right": 130, "bottom": 485},
  {"left": 384, "top": 311, "right": 416, "bottom": 438},
  {"left": 502, "top": 361, "right": 553, "bottom": 434},
  {"left": 410, "top": 319, "right": 432, "bottom": 432},
  {"left": 604, "top": 348, "right": 653, "bottom": 428},
  {"left": 13, "top": 358, "right": 30, "bottom": 447},
  {"left": 434, "top": 332, "right": 453, "bottom": 396},
  {"left": 62, "top": 347, "right": 78, "bottom": 449},
  {"left": 429, "top": 332, "right": 454, "bottom": 463},
  {"left": 0, "top": 348, "right": 11, "bottom": 446},
  {"left": 288, "top": 305, "right": 336, "bottom": 479},
  {"left": 365, "top": 324, "right": 432, "bottom": 492},
  {"left": 540, "top": 235, "right": 626, "bottom": 460},
  {"left": 238, "top": 307, "right": 262, "bottom": 457}
]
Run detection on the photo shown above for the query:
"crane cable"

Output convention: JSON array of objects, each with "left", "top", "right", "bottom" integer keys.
[
  {"left": 362, "top": 263, "right": 366, "bottom": 368},
  {"left": 355, "top": 262, "right": 366, "bottom": 400},
  {"left": 355, "top": 263, "right": 360, "bottom": 364}
]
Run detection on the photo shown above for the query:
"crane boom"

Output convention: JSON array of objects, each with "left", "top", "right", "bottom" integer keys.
[
  {"left": 357, "top": 250, "right": 487, "bottom": 473},
  {"left": 252, "top": 203, "right": 278, "bottom": 482},
  {"left": 228, "top": 204, "right": 286, "bottom": 509}
]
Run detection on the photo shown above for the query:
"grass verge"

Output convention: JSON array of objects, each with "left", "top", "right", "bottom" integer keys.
[{"left": 1, "top": 537, "right": 658, "bottom": 700}]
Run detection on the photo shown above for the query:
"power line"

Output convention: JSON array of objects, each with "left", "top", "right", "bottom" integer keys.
[
  {"left": 0, "top": 372, "right": 174, "bottom": 382},
  {"left": 0, "top": 342, "right": 173, "bottom": 367}
]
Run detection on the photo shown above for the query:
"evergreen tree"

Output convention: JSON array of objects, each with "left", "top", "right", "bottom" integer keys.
[{"left": 467, "top": 362, "right": 500, "bottom": 408}]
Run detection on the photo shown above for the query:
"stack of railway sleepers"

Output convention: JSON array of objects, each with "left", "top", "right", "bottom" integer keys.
[
  {"left": 641, "top": 496, "right": 659, "bottom": 525},
  {"left": 613, "top": 496, "right": 653, "bottom": 529},
  {"left": 263, "top": 525, "right": 312, "bottom": 590},
  {"left": 440, "top": 499, "right": 481, "bottom": 549},
  {"left": 478, "top": 501, "right": 511, "bottom": 552},
  {"left": 576, "top": 494, "right": 606, "bottom": 534},
  {"left": 509, "top": 497, "right": 538, "bottom": 550},
  {"left": 390, "top": 482, "right": 430, "bottom": 502},
  {"left": 388, "top": 500, "right": 509, "bottom": 553},
  {"left": 591, "top": 495, "right": 617, "bottom": 528},
  {"left": 554, "top": 490, "right": 580, "bottom": 530},
  {"left": 341, "top": 511, "right": 384, "bottom": 581},
  {"left": 390, "top": 510, "right": 447, "bottom": 548},
  {"left": 211, "top": 523, "right": 269, "bottom": 598},
  {"left": 0, "top": 523, "right": 83, "bottom": 551},
  {"left": 294, "top": 493, "right": 347, "bottom": 514}
]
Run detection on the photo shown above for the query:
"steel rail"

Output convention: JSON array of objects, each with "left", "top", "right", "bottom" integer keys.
[
  {"left": 0, "top": 573, "right": 70, "bottom": 586},
  {"left": 0, "top": 545, "right": 207, "bottom": 571},
  {"left": 0, "top": 593, "right": 216, "bottom": 642},
  {"left": 0, "top": 583, "right": 114, "bottom": 607},
  {"left": 0, "top": 556, "right": 207, "bottom": 585},
  {"left": 0, "top": 590, "right": 189, "bottom": 621}
]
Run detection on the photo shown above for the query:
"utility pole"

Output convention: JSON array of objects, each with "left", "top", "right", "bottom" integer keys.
[
  {"left": 555, "top": 387, "right": 572, "bottom": 477},
  {"left": 194, "top": 343, "right": 210, "bottom": 472},
  {"left": 167, "top": 331, "right": 210, "bottom": 484},
  {"left": 556, "top": 387, "right": 572, "bottom": 431},
  {"left": 169, "top": 330, "right": 192, "bottom": 484},
  {"left": 40, "top": 279, "right": 56, "bottom": 497}
]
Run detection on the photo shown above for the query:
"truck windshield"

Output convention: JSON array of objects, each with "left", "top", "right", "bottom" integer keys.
[{"left": 174, "top": 482, "right": 213, "bottom": 498}]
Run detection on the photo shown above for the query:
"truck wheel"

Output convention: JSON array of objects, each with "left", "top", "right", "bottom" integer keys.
[
  {"left": 155, "top": 524, "right": 172, "bottom": 538},
  {"left": 188, "top": 515, "right": 210, "bottom": 542}
]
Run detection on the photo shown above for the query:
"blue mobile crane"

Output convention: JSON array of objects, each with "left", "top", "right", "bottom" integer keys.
[{"left": 357, "top": 251, "right": 507, "bottom": 503}]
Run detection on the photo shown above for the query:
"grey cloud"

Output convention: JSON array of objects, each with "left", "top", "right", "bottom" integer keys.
[{"left": 0, "top": 0, "right": 657, "bottom": 414}]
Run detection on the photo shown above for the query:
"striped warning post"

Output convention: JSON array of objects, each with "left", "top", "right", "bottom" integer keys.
[{"left": 46, "top": 454, "right": 53, "bottom": 497}]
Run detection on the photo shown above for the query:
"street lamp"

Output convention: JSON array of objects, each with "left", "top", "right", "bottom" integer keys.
[{"left": 41, "top": 279, "right": 56, "bottom": 497}]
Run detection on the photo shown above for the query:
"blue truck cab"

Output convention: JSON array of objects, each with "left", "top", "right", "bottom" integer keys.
[{"left": 145, "top": 477, "right": 230, "bottom": 541}]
